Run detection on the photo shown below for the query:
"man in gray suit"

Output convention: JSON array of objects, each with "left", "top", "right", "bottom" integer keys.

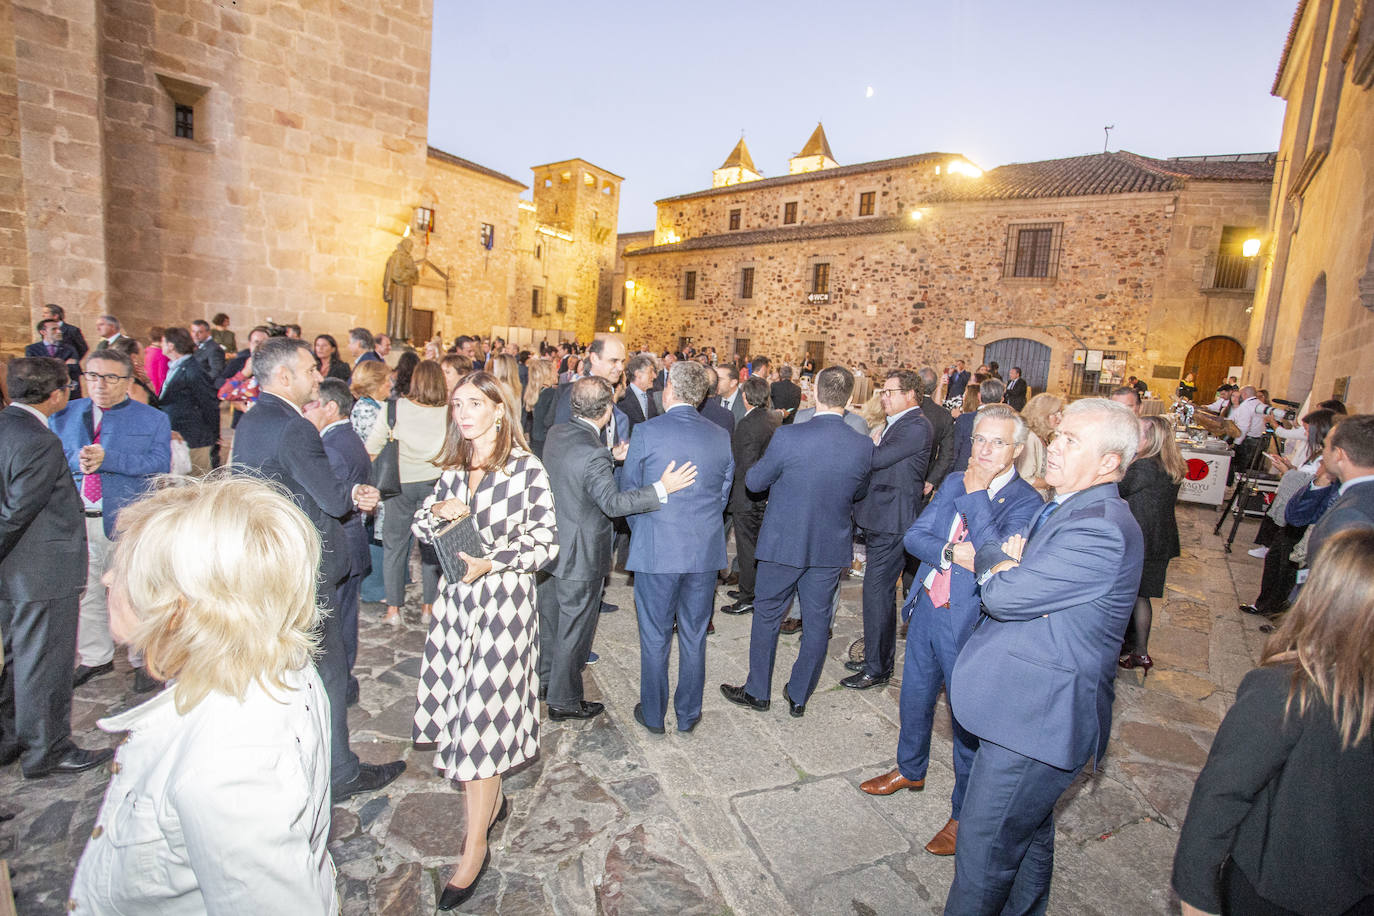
[
  {"left": 717, "top": 364, "right": 748, "bottom": 424},
  {"left": 538, "top": 377, "right": 697, "bottom": 720}
]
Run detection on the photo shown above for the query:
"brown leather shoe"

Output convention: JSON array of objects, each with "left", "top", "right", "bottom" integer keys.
[
  {"left": 779, "top": 618, "right": 803, "bottom": 634},
  {"left": 925, "top": 818, "right": 958, "bottom": 856},
  {"left": 859, "top": 768, "right": 925, "bottom": 795}
]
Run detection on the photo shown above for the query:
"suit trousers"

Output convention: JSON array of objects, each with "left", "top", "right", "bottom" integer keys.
[
  {"left": 536, "top": 575, "right": 602, "bottom": 708},
  {"left": 944, "top": 739, "right": 1081, "bottom": 916},
  {"left": 860, "top": 529, "right": 909, "bottom": 677},
  {"left": 333, "top": 572, "right": 362, "bottom": 676},
  {"left": 0, "top": 594, "right": 79, "bottom": 771},
  {"left": 745, "top": 562, "right": 842, "bottom": 704},
  {"left": 382, "top": 479, "right": 441, "bottom": 608},
  {"left": 633, "top": 570, "right": 716, "bottom": 730},
  {"left": 318, "top": 589, "right": 361, "bottom": 788},
  {"left": 897, "top": 598, "right": 979, "bottom": 817},
  {"left": 732, "top": 500, "right": 766, "bottom": 602}
]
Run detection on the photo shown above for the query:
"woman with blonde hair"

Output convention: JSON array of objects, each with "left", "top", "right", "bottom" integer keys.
[
  {"left": 1021, "top": 392, "right": 1065, "bottom": 445},
  {"left": 412, "top": 371, "right": 557, "bottom": 909},
  {"left": 348, "top": 358, "right": 392, "bottom": 442},
  {"left": 70, "top": 476, "right": 336, "bottom": 913},
  {"left": 526, "top": 357, "right": 559, "bottom": 458},
  {"left": 1117, "top": 414, "right": 1183, "bottom": 674},
  {"left": 1173, "top": 527, "right": 1374, "bottom": 916},
  {"left": 488, "top": 351, "right": 523, "bottom": 411}
]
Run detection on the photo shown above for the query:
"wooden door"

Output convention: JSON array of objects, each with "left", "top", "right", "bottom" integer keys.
[
  {"left": 983, "top": 338, "right": 1051, "bottom": 392},
  {"left": 1183, "top": 336, "right": 1243, "bottom": 401}
]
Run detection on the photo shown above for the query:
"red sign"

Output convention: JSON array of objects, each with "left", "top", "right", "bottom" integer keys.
[{"left": 1185, "top": 458, "right": 1210, "bottom": 481}]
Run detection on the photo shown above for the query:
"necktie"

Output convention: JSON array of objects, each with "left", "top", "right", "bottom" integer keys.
[
  {"left": 1028, "top": 500, "right": 1060, "bottom": 541},
  {"left": 927, "top": 513, "right": 968, "bottom": 607},
  {"left": 46, "top": 344, "right": 56, "bottom": 357},
  {"left": 82, "top": 417, "right": 102, "bottom": 503}
]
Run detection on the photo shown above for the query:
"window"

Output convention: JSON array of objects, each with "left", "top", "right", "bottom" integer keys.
[
  {"left": 535, "top": 243, "right": 542, "bottom": 259},
  {"left": 1003, "top": 222, "right": 1063, "bottom": 279},
  {"left": 413, "top": 206, "right": 435, "bottom": 236},
  {"left": 812, "top": 262, "right": 830, "bottom": 295},
  {"left": 783, "top": 201, "right": 797, "bottom": 225},
  {"left": 479, "top": 223, "right": 494, "bottom": 248},
  {"left": 858, "top": 191, "right": 875, "bottom": 217},
  {"left": 728, "top": 209, "right": 741, "bottom": 231},
  {"left": 1207, "top": 226, "right": 1260, "bottom": 291},
  {"left": 740, "top": 266, "right": 754, "bottom": 299},
  {"left": 531, "top": 288, "right": 543, "bottom": 316},
  {"left": 683, "top": 270, "right": 697, "bottom": 300},
  {"left": 174, "top": 104, "right": 194, "bottom": 139},
  {"left": 1070, "top": 349, "right": 1129, "bottom": 396},
  {"left": 556, "top": 294, "right": 567, "bottom": 313}
]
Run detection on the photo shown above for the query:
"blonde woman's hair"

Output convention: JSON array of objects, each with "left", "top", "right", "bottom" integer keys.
[
  {"left": 349, "top": 359, "right": 389, "bottom": 400},
  {"left": 1022, "top": 393, "right": 1065, "bottom": 444},
  {"left": 1137, "top": 415, "right": 1186, "bottom": 483},
  {"left": 1263, "top": 528, "right": 1374, "bottom": 748},
  {"left": 110, "top": 475, "right": 322, "bottom": 714},
  {"left": 1015, "top": 425, "right": 1047, "bottom": 485},
  {"left": 489, "top": 352, "right": 523, "bottom": 411},
  {"left": 524, "top": 357, "right": 555, "bottom": 412}
]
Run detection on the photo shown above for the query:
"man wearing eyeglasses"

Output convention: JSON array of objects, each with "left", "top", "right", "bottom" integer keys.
[
  {"left": 843, "top": 369, "right": 933, "bottom": 690},
  {"left": 51, "top": 348, "right": 172, "bottom": 693}
]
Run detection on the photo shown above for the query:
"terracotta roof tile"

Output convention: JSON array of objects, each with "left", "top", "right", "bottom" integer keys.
[
  {"left": 426, "top": 147, "right": 526, "bottom": 189},
  {"left": 1273, "top": 1, "right": 1310, "bottom": 96},
  {"left": 656, "top": 152, "right": 958, "bottom": 205}
]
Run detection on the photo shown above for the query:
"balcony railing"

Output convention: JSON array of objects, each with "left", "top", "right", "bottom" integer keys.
[{"left": 1208, "top": 253, "right": 1255, "bottom": 291}]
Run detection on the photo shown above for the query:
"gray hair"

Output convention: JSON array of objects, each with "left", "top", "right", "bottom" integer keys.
[
  {"left": 569, "top": 376, "right": 615, "bottom": 421},
  {"left": 253, "top": 336, "right": 312, "bottom": 383},
  {"left": 979, "top": 377, "right": 1005, "bottom": 405},
  {"left": 1063, "top": 398, "right": 1140, "bottom": 477},
  {"left": 815, "top": 365, "right": 854, "bottom": 408},
  {"left": 317, "top": 378, "right": 354, "bottom": 415},
  {"left": 917, "top": 366, "right": 939, "bottom": 396},
  {"left": 973, "top": 403, "right": 1029, "bottom": 445},
  {"left": 348, "top": 327, "right": 374, "bottom": 350},
  {"left": 668, "top": 359, "right": 712, "bottom": 406},
  {"left": 625, "top": 353, "right": 656, "bottom": 381},
  {"left": 100, "top": 314, "right": 121, "bottom": 330}
]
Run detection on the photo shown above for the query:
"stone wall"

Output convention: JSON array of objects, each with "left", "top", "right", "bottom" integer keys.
[{"left": 0, "top": 1, "right": 32, "bottom": 356}]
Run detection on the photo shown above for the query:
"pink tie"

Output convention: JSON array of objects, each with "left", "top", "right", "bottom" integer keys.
[
  {"left": 82, "top": 419, "right": 102, "bottom": 503},
  {"left": 927, "top": 514, "right": 967, "bottom": 608}
]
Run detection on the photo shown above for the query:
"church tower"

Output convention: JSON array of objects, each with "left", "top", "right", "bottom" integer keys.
[
  {"left": 788, "top": 123, "right": 839, "bottom": 174},
  {"left": 712, "top": 138, "right": 763, "bottom": 187}
]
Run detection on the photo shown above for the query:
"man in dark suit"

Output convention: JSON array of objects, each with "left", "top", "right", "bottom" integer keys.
[
  {"left": 947, "top": 360, "right": 971, "bottom": 401},
  {"left": 944, "top": 399, "right": 1144, "bottom": 914},
  {"left": 159, "top": 326, "right": 220, "bottom": 475},
  {"left": 93, "top": 314, "right": 127, "bottom": 351},
  {"left": 546, "top": 336, "right": 629, "bottom": 442},
  {"left": 699, "top": 368, "right": 736, "bottom": 435},
  {"left": 232, "top": 337, "right": 405, "bottom": 802},
  {"left": 0, "top": 358, "right": 112, "bottom": 777},
  {"left": 42, "top": 304, "right": 88, "bottom": 361},
  {"left": 622, "top": 360, "right": 734, "bottom": 734},
  {"left": 860, "top": 405, "right": 1044, "bottom": 857},
  {"left": 652, "top": 352, "right": 676, "bottom": 391},
  {"left": 1287, "top": 414, "right": 1374, "bottom": 585},
  {"left": 540, "top": 377, "right": 697, "bottom": 720},
  {"left": 617, "top": 352, "right": 660, "bottom": 434},
  {"left": 26, "top": 318, "right": 81, "bottom": 392},
  {"left": 721, "top": 366, "right": 873, "bottom": 717},
  {"left": 717, "top": 364, "right": 748, "bottom": 423},
  {"left": 1004, "top": 366, "right": 1029, "bottom": 411},
  {"left": 307, "top": 378, "right": 372, "bottom": 706},
  {"left": 917, "top": 366, "right": 956, "bottom": 498},
  {"left": 190, "top": 319, "right": 226, "bottom": 378},
  {"left": 347, "top": 327, "right": 383, "bottom": 369},
  {"left": 769, "top": 365, "right": 802, "bottom": 423},
  {"left": 720, "top": 377, "right": 776, "bottom": 615},
  {"left": 843, "top": 369, "right": 933, "bottom": 689}
]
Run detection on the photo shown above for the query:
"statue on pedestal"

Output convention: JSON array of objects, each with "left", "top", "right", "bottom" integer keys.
[{"left": 382, "top": 237, "right": 419, "bottom": 342}]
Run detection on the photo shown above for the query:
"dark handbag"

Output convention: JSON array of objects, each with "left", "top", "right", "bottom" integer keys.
[
  {"left": 432, "top": 511, "right": 483, "bottom": 584},
  {"left": 371, "top": 399, "right": 402, "bottom": 499}
]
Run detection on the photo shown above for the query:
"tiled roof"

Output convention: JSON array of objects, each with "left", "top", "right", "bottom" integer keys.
[
  {"left": 624, "top": 216, "right": 910, "bottom": 257},
  {"left": 426, "top": 147, "right": 526, "bottom": 188},
  {"left": 718, "top": 138, "right": 758, "bottom": 173},
  {"left": 656, "top": 152, "right": 958, "bottom": 205},
  {"left": 1273, "top": 0, "right": 1310, "bottom": 95},
  {"left": 797, "top": 123, "right": 834, "bottom": 161}
]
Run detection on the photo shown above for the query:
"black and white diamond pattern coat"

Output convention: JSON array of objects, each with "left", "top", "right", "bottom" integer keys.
[{"left": 411, "top": 450, "right": 558, "bottom": 781}]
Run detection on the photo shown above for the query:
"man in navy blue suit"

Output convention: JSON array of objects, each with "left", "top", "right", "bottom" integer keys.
[
  {"left": 843, "top": 369, "right": 933, "bottom": 689},
  {"left": 944, "top": 398, "right": 1144, "bottom": 915},
  {"left": 720, "top": 366, "right": 873, "bottom": 717},
  {"left": 947, "top": 360, "right": 971, "bottom": 403},
  {"left": 26, "top": 319, "right": 81, "bottom": 392},
  {"left": 860, "top": 405, "right": 1043, "bottom": 858},
  {"left": 622, "top": 360, "right": 733, "bottom": 734},
  {"left": 545, "top": 336, "right": 629, "bottom": 442}
]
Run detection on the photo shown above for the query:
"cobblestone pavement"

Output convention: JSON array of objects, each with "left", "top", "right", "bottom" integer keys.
[{"left": 1, "top": 503, "right": 1267, "bottom": 914}]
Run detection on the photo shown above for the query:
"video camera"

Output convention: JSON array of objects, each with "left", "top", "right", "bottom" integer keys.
[{"left": 1260, "top": 398, "right": 1301, "bottom": 424}]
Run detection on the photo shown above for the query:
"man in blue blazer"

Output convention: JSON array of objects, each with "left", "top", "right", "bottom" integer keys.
[
  {"left": 622, "top": 360, "right": 734, "bottom": 734},
  {"left": 859, "top": 405, "right": 1043, "bottom": 857},
  {"left": 844, "top": 369, "right": 933, "bottom": 689},
  {"left": 944, "top": 398, "right": 1144, "bottom": 915},
  {"left": 1285, "top": 414, "right": 1374, "bottom": 589},
  {"left": 720, "top": 366, "right": 873, "bottom": 717}
]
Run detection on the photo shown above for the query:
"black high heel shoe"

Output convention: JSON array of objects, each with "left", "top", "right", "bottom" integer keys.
[
  {"left": 487, "top": 795, "right": 508, "bottom": 838},
  {"left": 437, "top": 850, "right": 490, "bottom": 911}
]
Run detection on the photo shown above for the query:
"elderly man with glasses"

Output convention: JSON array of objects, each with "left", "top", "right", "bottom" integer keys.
[{"left": 51, "top": 347, "right": 172, "bottom": 692}]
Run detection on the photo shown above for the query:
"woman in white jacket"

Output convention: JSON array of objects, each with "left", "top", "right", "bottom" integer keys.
[{"left": 69, "top": 476, "right": 337, "bottom": 915}]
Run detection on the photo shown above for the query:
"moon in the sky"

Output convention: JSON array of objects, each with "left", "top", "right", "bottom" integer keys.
[{"left": 865, "top": 86, "right": 875, "bottom": 98}]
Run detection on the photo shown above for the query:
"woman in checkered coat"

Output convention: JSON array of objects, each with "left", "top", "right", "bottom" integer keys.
[{"left": 411, "top": 370, "right": 558, "bottom": 909}]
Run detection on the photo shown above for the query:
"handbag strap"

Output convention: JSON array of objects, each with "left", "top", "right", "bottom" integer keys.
[{"left": 386, "top": 398, "right": 397, "bottom": 441}]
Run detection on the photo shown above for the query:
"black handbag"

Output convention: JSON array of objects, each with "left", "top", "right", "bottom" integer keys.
[
  {"left": 370, "top": 399, "right": 402, "bottom": 499},
  {"left": 432, "top": 511, "right": 483, "bottom": 584}
]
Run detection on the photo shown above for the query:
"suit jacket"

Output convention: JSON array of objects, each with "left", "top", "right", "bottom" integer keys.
[
  {"left": 699, "top": 398, "right": 735, "bottom": 435},
  {"left": 52, "top": 397, "right": 172, "bottom": 539},
  {"left": 730, "top": 406, "right": 779, "bottom": 511},
  {"left": 793, "top": 406, "right": 869, "bottom": 435},
  {"left": 622, "top": 405, "right": 733, "bottom": 573},
  {"left": 353, "top": 351, "right": 382, "bottom": 367},
  {"left": 193, "top": 338, "right": 226, "bottom": 378},
  {"left": 1304, "top": 479, "right": 1374, "bottom": 568},
  {"left": 231, "top": 393, "right": 354, "bottom": 587},
  {"left": 948, "top": 370, "right": 971, "bottom": 398},
  {"left": 321, "top": 421, "right": 372, "bottom": 578},
  {"left": 920, "top": 396, "right": 955, "bottom": 489},
  {"left": 722, "top": 390, "right": 748, "bottom": 423},
  {"left": 1004, "top": 377, "right": 1029, "bottom": 411},
  {"left": 61, "top": 322, "right": 89, "bottom": 361},
  {"left": 902, "top": 471, "right": 1043, "bottom": 639},
  {"left": 747, "top": 413, "right": 872, "bottom": 567},
  {"left": 0, "top": 406, "right": 87, "bottom": 600},
  {"left": 544, "top": 419, "right": 660, "bottom": 580},
  {"left": 25, "top": 342, "right": 81, "bottom": 389},
  {"left": 548, "top": 381, "right": 629, "bottom": 444},
  {"left": 1117, "top": 456, "right": 1181, "bottom": 561},
  {"left": 617, "top": 385, "right": 659, "bottom": 433},
  {"left": 952, "top": 482, "right": 1144, "bottom": 770},
  {"left": 159, "top": 357, "right": 220, "bottom": 448},
  {"left": 769, "top": 380, "right": 801, "bottom": 416},
  {"left": 950, "top": 410, "right": 977, "bottom": 474},
  {"left": 853, "top": 407, "right": 933, "bottom": 534}
]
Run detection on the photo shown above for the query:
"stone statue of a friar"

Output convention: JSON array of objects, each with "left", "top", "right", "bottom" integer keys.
[{"left": 382, "top": 236, "right": 420, "bottom": 342}]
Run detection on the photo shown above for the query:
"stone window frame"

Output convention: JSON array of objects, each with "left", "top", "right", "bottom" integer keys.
[
  {"left": 156, "top": 73, "right": 211, "bottom": 148},
  {"left": 682, "top": 268, "right": 698, "bottom": 301},
  {"left": 556, "top": 294, "right": 568, "bottom": 314},
  {"left": 736, "top": 260, "right": 757, "bottom": 304},
  {"left": 531, "top": 287, "right": 545, "bottom": 317},
  {"left": 782, "top": 201, "right": 798, "bottom": 225},
  {"left": 857, "top": 190, "right": 877, "bottom": 218},
  {"left": 728, "top": 208, "right": 742, "bottom": 231},
  {"left": 1001, "top": 221, "right": 1063, "bottom": 283},
  {"left": 806, "top": 256, "right": 832, "bottom": 302}
]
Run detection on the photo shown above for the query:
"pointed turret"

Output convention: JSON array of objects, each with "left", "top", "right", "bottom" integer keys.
[
  {"left": 712, "top": 137, "right": 763, "bottom": 188},
  {"left": 789, "top": 123, "right": 839, "bottom": 174}
]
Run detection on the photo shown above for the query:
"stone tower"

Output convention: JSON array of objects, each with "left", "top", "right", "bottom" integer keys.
[
  {"left": 788, "top": 123, "right": 839, "bottom": 174},
  {"left": 712, "top": 138, "right": 762, "bottom": 187}
]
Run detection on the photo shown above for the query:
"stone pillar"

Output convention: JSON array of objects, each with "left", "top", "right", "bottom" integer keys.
[{"left": 0, "top": 1, "right": 33, "bottom": 359}]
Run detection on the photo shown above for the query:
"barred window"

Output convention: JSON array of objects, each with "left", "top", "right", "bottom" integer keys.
[
  {"left": 1003, "top": 222, "right": 1063, "bottom": 279},
  {"left": 174, "top": 104, "right": 194, "bottom": 139},
  {"left": 812, "top": 262, "right": 830, "bottom": 294},
  {"left": 740, "top": 266, "right": 754, "bottom": 299},
  {"left": 684, "top": 270, "right": 697, "bottom": 300}
]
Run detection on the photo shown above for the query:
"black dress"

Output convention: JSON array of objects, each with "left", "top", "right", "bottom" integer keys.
[
  {"left": 324, "top": 357, "right": 351, "bottom": 383},
  {"left": 1118, "top": 456, "right": 1180, "bottom": 597}
]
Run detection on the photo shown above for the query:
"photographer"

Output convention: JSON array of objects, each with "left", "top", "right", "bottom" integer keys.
[{"left": 1227, "top": 386, "right": 1268, "bottom": 484}]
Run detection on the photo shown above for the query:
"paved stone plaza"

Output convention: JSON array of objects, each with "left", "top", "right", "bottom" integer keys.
[{"left": 1, "top": 503, "right": 1268, "bottom": 914}]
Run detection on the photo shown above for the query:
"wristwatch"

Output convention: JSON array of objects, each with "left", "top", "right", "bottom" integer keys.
[{"left": 942, "top": 542, "right": 955, "bottom": 565}]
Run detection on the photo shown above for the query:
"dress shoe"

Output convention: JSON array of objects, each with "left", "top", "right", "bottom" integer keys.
[
  {"left": 72, "top": 661, "right": 114, "bottom": 687},
  {"left": 132, "top": 668, "right": 164, "bottom": 694},
  {"left": 633, "top": 703, "right": 665, "bottom": 734},
  {"left": 783, "top": 684, "right": 805, "bottom": 718},
  {"left": 779, "top": 618, "right": 803, "bottom": 635},
  {"left": 719, "top": 601, "right": 753, "bottom": 615},
  {"left": 722, "top": 572, "right": 739, "bottom": 586},
  {"left": 332, "top": 759, "right": 406, "bottom": 803},
  {"left": 547, "top": 700, "right": 605, "bottom": 721},
  {"left": 23, "top": 745, "right": 114, "bottom": 779},
  {"left": 840, "top": 671, "right": 890, "bottom": 690},
  {"left": 925, "top": 818, "right": 959, "bottom": 856},
  {"left": 844, "top": 660, "right": 865, "bottom": 673},
  {"left": 860, "top": 768, "right": 925, "bottom": 795},
  {"left": 599, "top": 601, "right": 618, "bottom": 614},
  {"left": 487, "top": 795, "right": 509, "bottom": 838},
  {"left": 677, "top": 716, "right": 700, "bottom": 734},
  {"left": 584, "top": 651, "right": 600, "bottom": 665},
  {"left": 719, "top": 683, "right": 769, "bottom": 711},
  {"left": 438, "top": 849, "right": 490, "bottom": 911},
  {"left": 726, "top": 589, "right": 742, "bottom": 600}
]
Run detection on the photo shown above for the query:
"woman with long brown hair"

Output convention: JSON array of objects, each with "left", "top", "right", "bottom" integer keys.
[
  {"left": 1173, "top": 527, "right": 1374, "bottom": 916},
  {"left": 411, "top": 371, "right": 557, "bottom": 909}
]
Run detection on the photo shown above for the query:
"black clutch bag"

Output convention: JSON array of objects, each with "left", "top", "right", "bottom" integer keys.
[{"left": 432, "top": 511, "right": 483, "bottom": 584}]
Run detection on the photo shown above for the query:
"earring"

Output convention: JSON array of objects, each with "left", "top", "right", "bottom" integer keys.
[{"left": 495, "top": 417, "right": 502, "bottom": 430}]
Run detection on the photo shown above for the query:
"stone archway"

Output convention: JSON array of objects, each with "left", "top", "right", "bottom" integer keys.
[
  {"left": 972, "top": 325, "right": 1065, "bottom": 393},
  {"left": 1288, "top": 273, "right": 1326, "bottom": 404},
  {"left": 1183, "top": 336, "right": 1244, "bottom": 401}
]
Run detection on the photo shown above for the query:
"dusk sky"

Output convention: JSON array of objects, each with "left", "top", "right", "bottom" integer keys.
[{"left": 428, "top": 1, "right": 1297, "bottom": 232}]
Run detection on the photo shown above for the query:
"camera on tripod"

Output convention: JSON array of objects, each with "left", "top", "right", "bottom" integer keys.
[{"left": 1260, "top": 398, "right": 1301, "bottom": 423}]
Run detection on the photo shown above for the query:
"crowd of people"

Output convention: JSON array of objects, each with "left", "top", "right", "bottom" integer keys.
[{"left": 1, "top": 307, "right": 1371, "bottom": 914}]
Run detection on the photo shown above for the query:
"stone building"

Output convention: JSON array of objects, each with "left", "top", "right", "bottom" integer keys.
[
  {"left": 1245, "top": 0, "right": 1374, "bottom": 412},
  {"left": 620, "top": 126, "right": 1274, "bottom": 398}
]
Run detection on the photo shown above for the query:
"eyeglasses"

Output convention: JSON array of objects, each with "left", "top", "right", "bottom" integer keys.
[
  {"left": 879, "top": 387, "right": 909, "bottom": 397},
  {"left": 82, "top": 372, "right": 130, "bottom": 384},
  {"left": 970, "top": 435, "right": 1012, "bottom": 450}
]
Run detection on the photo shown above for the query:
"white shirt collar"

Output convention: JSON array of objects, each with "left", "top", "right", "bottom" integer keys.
[
  {"left": 261, "top": 391, "right": 306, "bottom": 417},
  {"left": 1339, "top": 473, "right": 1374, "bottom": 495},
  {"left": 885, "top": 405, "right": 919, "bottom": 426},
  {"left": 321, "top": 418, "right": 351, "bottom": 436},
  {"left": 11, "top": 402, "right": 49, "bottom": 426},
  {"left": 988, "top": 463, "right": 1017, "bottom": 497}
]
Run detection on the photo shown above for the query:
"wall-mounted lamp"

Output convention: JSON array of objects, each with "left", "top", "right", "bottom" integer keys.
[
  {"left": 625, "top": 279, "right": 635, "bottom": 290},
  {"left": 1242, "top": 238, "right": 1262, "bottom": 258}
]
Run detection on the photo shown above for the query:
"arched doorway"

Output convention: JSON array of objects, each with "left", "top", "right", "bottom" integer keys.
[
  {"left": 983, "top": 338, "right": 1051, "bottom": 393},
  {"left": 1183, "top": 336, "right": 1244, "bottom": 401},
  {"left": 1288, "top": 273, "right": 1326, "bottom": 405}
]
